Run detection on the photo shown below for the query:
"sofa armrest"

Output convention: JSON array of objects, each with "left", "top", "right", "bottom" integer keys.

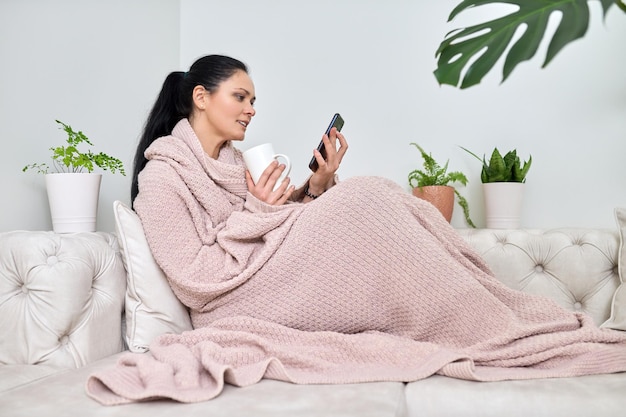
[
  {"left": 0, "top": 231, "right": 126, "bottom": 368},
  {"left": 457, "top": 228, "right": 620, "bottom": 326}
]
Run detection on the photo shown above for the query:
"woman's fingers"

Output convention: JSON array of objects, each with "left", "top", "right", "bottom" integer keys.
[
  {"left": 322, "top": 128, "right": 348, "bottom": 171},
  {"left": 247, "top": 161, "right": 293, "bottom": 205},
  {"left": 335, "top": 131, "right": 348, "bottom": 160},
  {"left": 245, "top": 170, "right": 256, "bottom": 190},
  {"left": 257, "top": 161, "right": 281, "bottom": 186}
]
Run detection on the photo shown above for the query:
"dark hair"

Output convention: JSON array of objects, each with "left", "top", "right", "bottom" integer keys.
[{"left": 131, "top": 54, "right": 248, "bottom": 205}]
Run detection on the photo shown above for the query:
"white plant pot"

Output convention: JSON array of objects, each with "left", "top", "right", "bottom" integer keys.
[
  {"left": 483, "top": 182, "right": 525, "bottom": 229},
  {"left": 45, "top": 173, "right": 102, "bottom": 233}
]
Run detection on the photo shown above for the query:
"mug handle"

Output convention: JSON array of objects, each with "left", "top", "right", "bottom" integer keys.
[{"left": 274, "top": 154, "right": 291, "bottom": 177}]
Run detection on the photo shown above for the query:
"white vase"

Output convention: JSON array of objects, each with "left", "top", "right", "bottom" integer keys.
[
  {"left": 483, "top": 182, "right": 525, "bottom": 229},
  {"left": 45, "top": 173, "right": 102, "bottom": 233}
]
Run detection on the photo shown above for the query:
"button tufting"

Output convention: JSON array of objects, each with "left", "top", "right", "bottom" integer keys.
[
  {"left": 534, "top": 264, "right": 544, "bottom": 273},
  {"left": 0, "top": 230, "right": 125, "bottom": 368},
  {"left": 573, "top": 302, "right": 583, "bottom": 311}
]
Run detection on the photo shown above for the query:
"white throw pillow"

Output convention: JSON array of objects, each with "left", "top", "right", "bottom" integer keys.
[
  {"left": 113, "top": 200, "right": 193, "bottom": 352},
  {"left": 601, "top": 207, "right": 626, "bottom": 331}
]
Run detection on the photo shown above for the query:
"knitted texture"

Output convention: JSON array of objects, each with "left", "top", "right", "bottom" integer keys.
[{"left": 87, "top": 119, "right": 626, "bottom": 404}]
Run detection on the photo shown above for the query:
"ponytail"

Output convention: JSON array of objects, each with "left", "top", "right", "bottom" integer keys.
[
  {"left": 131, "top": 71, "right": 186, "bottom": 205},
  {"left": 131, "top": 55, "right": 248, "bottom": 205}
]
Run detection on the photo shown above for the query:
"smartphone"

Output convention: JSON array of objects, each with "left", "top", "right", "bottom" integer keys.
[{"left": 309, "top": 113, "right": 345, "bottom": 172}]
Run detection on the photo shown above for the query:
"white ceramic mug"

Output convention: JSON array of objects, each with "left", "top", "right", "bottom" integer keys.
[{"left": 242, "top": 143, "right": 292, "bottom": 191}]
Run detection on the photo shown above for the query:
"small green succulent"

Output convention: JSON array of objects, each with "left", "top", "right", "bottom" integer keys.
[{"left": 461, "top": 147, "right": 531, "bottom": 183}]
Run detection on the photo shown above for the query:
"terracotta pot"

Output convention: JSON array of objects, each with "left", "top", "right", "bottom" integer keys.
[{"left": 412, "top": 185, "right": 455, "bottom": 223}]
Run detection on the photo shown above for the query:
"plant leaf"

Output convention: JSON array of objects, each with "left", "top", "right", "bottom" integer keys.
[
  {"left": 454, "top": 189, "right": 476, "bottom": 228},
  {"left": 544, "top": 0, "right": 590, "bottom": 69},
  {"left": 487, "top": 148, "right": 508, "bottom": 182},
  {"left": 434, "top": 0, "right": 605, "bottom": 89},
  {"left": 503, "top": 150, "right": 518, "bottom": 174},
  {"left": 600, "top": 0, "right": 621, "bottom": 14}
]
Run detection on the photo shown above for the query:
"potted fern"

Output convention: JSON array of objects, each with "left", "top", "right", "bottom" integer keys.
[
  {"left": 408, "top": 143, "right": 475, "bottom": 227},
  {"left": 23, "top": 120, "right": 126, "bottom": 233},
  {"left": 461, "top": 147, "right": 532, "bottom": 228}
]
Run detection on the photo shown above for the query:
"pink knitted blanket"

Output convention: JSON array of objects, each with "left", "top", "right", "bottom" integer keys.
[
  {"left": 86, "top": 121, "right": 626, "bottom": 405},
  {"left": 87, "top": 313, "right": 626, "bottom": 405}
]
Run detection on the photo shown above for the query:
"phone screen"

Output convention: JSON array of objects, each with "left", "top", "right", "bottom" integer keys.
[{"left": 309, "top": 113, "right": 345, "bottom": 172}]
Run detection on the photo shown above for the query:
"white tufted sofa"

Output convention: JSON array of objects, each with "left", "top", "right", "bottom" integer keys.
[{"left": 1, "top": 227, "right": 625, "bottom": 417}]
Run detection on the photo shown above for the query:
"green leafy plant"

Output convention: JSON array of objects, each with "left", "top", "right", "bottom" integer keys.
[
  {"left": 23, "top": 120, "right": 125, "bottom": 175},
  {"left": 435, "top": 0, "right": 625, "bottom": 89},
  {"left": 461, "top": 146, "right": 532, "bottom": 183},
  {"left": 408, "top": 143, "right": 476, "bottom": 227}
]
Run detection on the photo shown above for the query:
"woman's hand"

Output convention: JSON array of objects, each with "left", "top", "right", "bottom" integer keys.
[
  {"left": 307, "top": 127, "right": 348, "bottom": 196},
  {"left": 246, "top": 161, "right": 295, "bottom": 205}
]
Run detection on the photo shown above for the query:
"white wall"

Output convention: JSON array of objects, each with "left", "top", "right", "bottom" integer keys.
[
  {"left": 181, "top": 0, "right": 626, "bottom": 229},
  {"left": 0, "top": 0, "right": 180, "bottom": 233},
  {"left": 1, "top": 0, "right": 625, "bottom": 232}
]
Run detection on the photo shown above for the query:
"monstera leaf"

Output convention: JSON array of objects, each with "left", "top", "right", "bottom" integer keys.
[{"left": 434, "top": 0, "right": 623, "bottom": 89}]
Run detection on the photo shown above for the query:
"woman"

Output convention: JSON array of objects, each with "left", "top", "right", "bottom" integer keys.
[
  {"left": 130, "top": 54, "right": 489, "bottom": 335},
  {"left": 131, "top": 55, "right": 346, "bottom": 209},
  {"left": 109, "top": 54, "right": 626, "bottom": 404}
]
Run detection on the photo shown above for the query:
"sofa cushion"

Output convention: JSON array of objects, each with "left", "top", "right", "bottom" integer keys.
[
  {"left": 405, "top": 373, "right": 626, "bottom": 417},
  {"left": 0, "top": 364, "right": 62, "bottom": 394},
  {"left": 0, "top": 352, "right": 406, "bottom": 417},
  {"left": 0, "top": 231, "right": 126, "bottom": 368},
  {"left": 113, "top": 201, "right": 193, "bottom": 353},
  {"left": 602, "top": 207, "right": 626, "bottom": 331}
]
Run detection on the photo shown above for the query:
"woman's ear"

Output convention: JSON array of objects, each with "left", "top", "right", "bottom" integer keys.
[{"left": 192, "top": 85, "right": 209, "bottom": 110}]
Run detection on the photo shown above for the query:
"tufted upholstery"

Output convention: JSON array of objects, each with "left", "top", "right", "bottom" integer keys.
[
  {"left": 0, "top": 231, "right": 126, "bottom": 369},
  {"left": 457, "top": 228, "right": 620, "bottom": 326}
]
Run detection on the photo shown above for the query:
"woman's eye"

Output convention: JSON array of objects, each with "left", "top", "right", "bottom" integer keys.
[{"left": 235, "top": 94, "right": 244, "bottom": 101}]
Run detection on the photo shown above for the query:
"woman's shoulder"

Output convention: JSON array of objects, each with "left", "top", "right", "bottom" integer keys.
[
  {"left": 144, "top": 119, "right": 202, "bottom": 163},
  {"left": 145, "top": 134, "right": 193, "bottom": 161}
]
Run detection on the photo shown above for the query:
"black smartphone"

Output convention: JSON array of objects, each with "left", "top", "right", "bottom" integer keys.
[{"left": 309, "top": 113, "right": 345, "bottom": 172}]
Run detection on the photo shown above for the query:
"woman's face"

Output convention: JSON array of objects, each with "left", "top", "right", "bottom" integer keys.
[{"left": 201, "top": 70, "right": 256, "bottom": 142}]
